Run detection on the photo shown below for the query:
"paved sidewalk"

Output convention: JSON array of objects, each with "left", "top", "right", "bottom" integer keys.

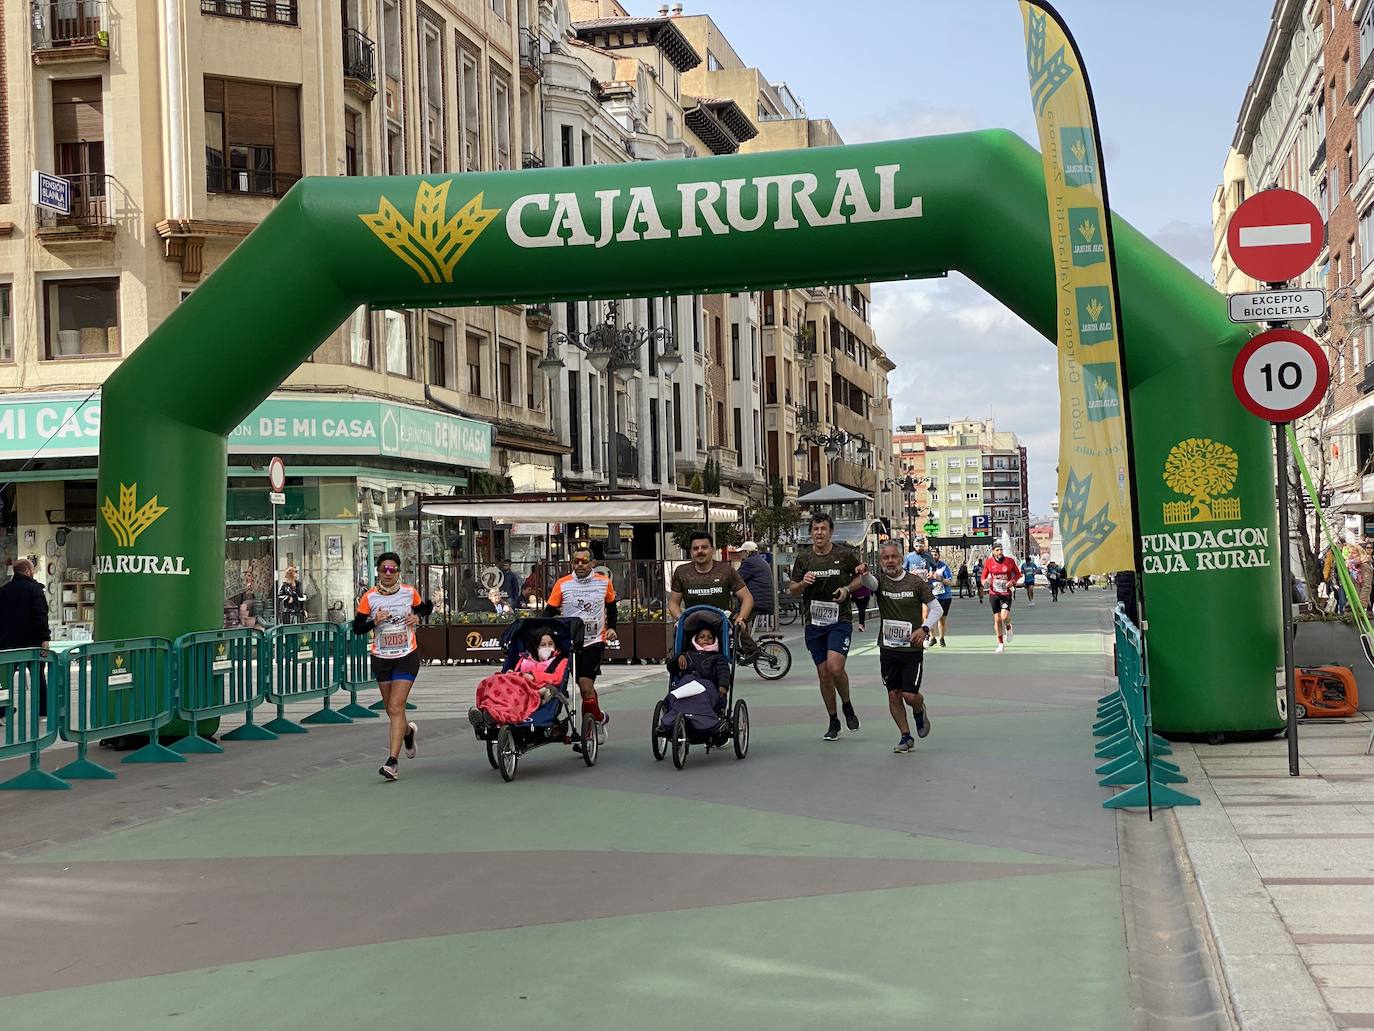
[
  {"left": 1, "top": 592, "right": 1144, "bottom": 1029},
  {"left": 1173, "top": 719, "right": 1374, "bottom": 1030}
]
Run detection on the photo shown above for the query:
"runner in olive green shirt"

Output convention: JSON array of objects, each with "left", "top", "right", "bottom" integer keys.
[
  {"left": 789, "top": 513, "right": 866, "bottom": 741},
  {"left": 668, "top": 530, "right": 755, "bottom": 652},
  {"left": 862, "top": 540, "right": 943, "bottom": 753}
]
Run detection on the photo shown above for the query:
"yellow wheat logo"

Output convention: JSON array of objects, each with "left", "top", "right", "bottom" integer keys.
[
  {"left": 1162, "top": 438, "right": 1241, "bottom": 525},
  {"left": 1077, "top": 218, "right": 1097, "bottom": 241},
  {"left": 1085, "top": 297, "right": 1104, "bottom": 322},
  {"left": 101, "top": 483, "right": 168, "bottom": 549},
  {"left": 1093, "top": 375, "right": 1111, "bottom": 397},
  {"left": 360, "top": 180, "right": 500, "bottom": 285},
  {"left": 1070, "top": 139, "right": 1087, "bottom": 164}
]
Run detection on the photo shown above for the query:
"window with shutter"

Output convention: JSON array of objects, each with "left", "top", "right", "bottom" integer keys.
[
  {"left": 204, "top": 76, "right": 301, "bottom": 196},
  {"left": 52, "top": 78, "right": 105, "bottom": 219}
]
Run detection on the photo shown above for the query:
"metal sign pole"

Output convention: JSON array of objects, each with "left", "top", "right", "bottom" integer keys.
[
  {"left": 1275, "top": 420, "right": 1300, "bottom": 777},
  {"left": 272, "top": 500, "right": 280, "bottom": 627}
]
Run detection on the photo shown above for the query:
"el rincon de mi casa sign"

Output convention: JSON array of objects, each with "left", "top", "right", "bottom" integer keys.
[{"left": 0, "top": 393, "right": 492, "bottom": 468}]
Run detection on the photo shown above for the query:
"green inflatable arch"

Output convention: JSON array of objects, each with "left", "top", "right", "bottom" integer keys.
[{"left": 95, "top": 129, "right": 1280, "bottom": 736}]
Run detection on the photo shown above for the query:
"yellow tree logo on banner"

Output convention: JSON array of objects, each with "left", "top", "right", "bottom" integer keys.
[
  {"left": 101, "top": 483, "right": 168, "bottom": 548},
  {"left": 1162, "top": 439, "right": 1241, "bottom": 525},
  {"left": 360, "top": 180, "right": 501, "bottom": 284}
]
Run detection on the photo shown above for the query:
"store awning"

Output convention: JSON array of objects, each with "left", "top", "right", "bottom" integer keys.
[{"left": 420, "top": 490, "right": 741, "bottom": 524}]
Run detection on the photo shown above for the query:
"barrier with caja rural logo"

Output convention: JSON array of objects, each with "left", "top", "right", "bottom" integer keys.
[
  {"left": 173, "top": 628, "right": 275, "bottom": 752},
  {"left": 262, "top": 622, "right": 350, "bottom": 734},
  {"left": 1095, "top": 607, "right": 1198, "bottom": 812},
  {"left": 0, "top": 649, "right": 67, "bottom": 790},
  {"left": 58, "top": 638, "right": 183, "bottom": 779}
]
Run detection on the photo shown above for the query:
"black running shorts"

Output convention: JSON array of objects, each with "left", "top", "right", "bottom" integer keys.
[
  {"left": 371, "top": 650, "right": 422, "bottom": 683},
  {"left": 879, "top": 649, "right": 925, "bottom": 695},
  {"left": 576, "top": 642, "right": 606, "bottom": 681},
  {"left": 990, "top": 594, "right": 1014, "bottom": 615}
]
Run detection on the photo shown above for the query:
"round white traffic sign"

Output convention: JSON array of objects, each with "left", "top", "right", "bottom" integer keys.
[
  {"left": 1231, "top": 329, "right": 1329, "bottom": 423},
  {"left": 268, "top": 455, "right": 287, "bottom": 492}
]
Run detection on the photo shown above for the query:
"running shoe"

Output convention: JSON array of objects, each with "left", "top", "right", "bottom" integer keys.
[
  {"left": 468, "top": 707, "right": 488, "bottom": 731},
  {"left": 995, "top": 642, "right": 1005, "bottom": 654},
  {"left": 842, "top": 701, "right": 861, "bottom": 732},
  {"left": 893, "top": 734, "right": 915, "bottom": 754},
  {"left": 1005, "top": 624, "right": 1014, "bottom": 643},
  {"left": 379, "top": 758, "right": 399, "bottom": 781},
  {"left": 823, "top": 717, "right": 842, "bottom": 741},
  {"left": 915, "top": 709, "right": 932, "bottom": 739},
  {"left": 404, "top": 721, "right": 418, "bottom": 759},
  {"left": 596, "top": 713, "right": 609, "bottom": 746},
  {"left": 939, "top": 638, "right": 947, "bottom": 648}
]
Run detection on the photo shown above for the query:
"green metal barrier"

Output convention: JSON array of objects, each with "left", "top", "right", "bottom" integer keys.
[
  {"left": 263, "top": 623, "right": 350, "bottom": 734},
  {"left": 0, "top": 649, "right": 68, "bottom": 790},
  {"left": 58, "top": 637, "right": 182, "bottom": 778},
  {"left": 1096, "top": 606, "right": 1197, "bottom": 811},
  {"left": 173, "top": 628, "right": 276, "bottom": 752},
  {"left": 341, "top": 630, "right": 380, "bottom": 720}
]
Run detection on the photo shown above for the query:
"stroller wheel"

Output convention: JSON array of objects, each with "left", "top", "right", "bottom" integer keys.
[
  {"left": 671, "top": 715, "right": 689, "bottom": 770},
  {"left": 485, "top": 739, "right": 500, "bottom": 770},
  {"left": 496, "top": 726, "right": 518, "bottom": 782},
  {"left": 651, "top": 700, "right": 668, "bottom": 761},
  {"left": 733, "top": 700, "right": 750, "bottom": 759},
  {"left": 581, "top": 712, "right": 599, "bottom": 766}
]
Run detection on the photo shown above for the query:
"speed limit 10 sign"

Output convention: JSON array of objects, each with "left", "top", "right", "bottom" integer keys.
[{"left": 1231, "top": 328, "right": 1330, "bottom": 423}]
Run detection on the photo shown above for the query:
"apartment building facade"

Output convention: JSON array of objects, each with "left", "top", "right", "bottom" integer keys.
[
  {"left": 895, "top": 419, "right": 1030, "bottom": 555},
  {"left": 1217, "top": 0, "right": 1374, "bottom": 541},
  {"left": 674, "top": 9, "right": 897, "bottom": 522}
]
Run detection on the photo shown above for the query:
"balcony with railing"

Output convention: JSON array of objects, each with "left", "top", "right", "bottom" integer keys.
[
  {"left": 519, "top": 28, "right": 543, "bottom": 81},
  {"left": 201, "top": 0, "right": 298, "bottom": 25},
  {"left": 342, "top": 27, "right": 377, "bottom": 101},
  {"left": 524, "top": 303, "right": 552, "bottom": 330},
  {"left": 207, "top": 165, "right": 300, "bottom": 199},
  {"left": 32, "top": 1, "right": 109, "bottom": 63},
  {"left": 522, "top": 151, "right": 545, "bottom": 169},
  {"left": 36, "top": 174, "right": 116, "bottom": 243}
]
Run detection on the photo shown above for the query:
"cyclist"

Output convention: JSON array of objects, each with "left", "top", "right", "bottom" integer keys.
[{"left": 353, "top": 552, "right": 433, "bottom": 781}]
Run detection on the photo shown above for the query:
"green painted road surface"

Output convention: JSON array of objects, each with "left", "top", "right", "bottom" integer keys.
[{"left": 0, "top": 590, "right": 1129, "bottom": 1029}]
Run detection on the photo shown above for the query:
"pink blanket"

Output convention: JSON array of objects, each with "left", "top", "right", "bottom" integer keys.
[{"left": 475, "top": 672, "right": 542, "bottom": 724}]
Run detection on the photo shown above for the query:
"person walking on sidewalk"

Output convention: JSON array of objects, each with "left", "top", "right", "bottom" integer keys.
[
  {"left": 0, "top": 560, "right": 51, "bottom": 720},
  {"left": 926, "top": 548, "right": 955, "bottom": 647},
  {"left": 956, "top": 561, "right": 972, "bottom": 598},
  {"left": 544, "top": 547, "right": 617, "bottom": 746},
  {"left": 353, "top": 552, "right": 433, "bottom": 781},
  {"left": 789, "top": 513, "right": 866, "bottom": 741},
  {"left": 981, "top": 542, "right": 1021, "bottom": 654},
  {"left": 277, "top": 565, "right": 307, "bottom": 624},
  {"left": 861, "top": 541, "right": 942, "bottom": 753},
  {"left": 973, "top": 556, "right": 986, "bottom": 604}
]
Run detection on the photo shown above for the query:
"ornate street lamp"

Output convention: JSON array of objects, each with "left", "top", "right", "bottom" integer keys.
[
  {"left": 882, "top": 474, "right": 929, "bottom": 546},
  {"left": 541, "top": 301, "right": 681, "bottom": 555}
]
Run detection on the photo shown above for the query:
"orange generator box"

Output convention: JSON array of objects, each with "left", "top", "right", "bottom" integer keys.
[{"left": 1295, "top": 666, "right": 1360, "bottom": 719}]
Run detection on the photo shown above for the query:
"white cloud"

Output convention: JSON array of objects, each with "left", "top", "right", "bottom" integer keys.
[
  {"left": 1149, "top": 220, "right": 1213, "bottom": 275},
  {"left": 843, "top": 106, "right": 980, "bottom": 145},
  {"left": 873, "top": 274, "right": 1062, "bottom": 514}
]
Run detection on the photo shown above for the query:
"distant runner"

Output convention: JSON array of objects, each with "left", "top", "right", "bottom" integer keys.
[
  {"left": 926, "top": 547, "right": 955, "bottom": 647},
  {"left": 980, "top": 542, "right": 1021, "bottom": 654},
  {"left": 862, "top": 541, "right": 942, "bottom": 753},
  {"left": 1022, "top": 555, "right": 1041, "bottom": 606},
  {"left": 353, "top": 552, "right": 433, "bottom": 781},
  {"left": 544, "top": 547, "right": 617, "bottom": 746},
  {"left": 789, "top": 513, "right": 865, "bottom": 741}
]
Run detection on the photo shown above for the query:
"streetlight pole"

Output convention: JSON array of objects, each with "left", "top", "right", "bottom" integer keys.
[{"left": 540, "top": 300, "right": 682, "bottom": 558}]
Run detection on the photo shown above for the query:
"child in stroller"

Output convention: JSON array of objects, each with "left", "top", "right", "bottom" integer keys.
[
  {"left": 664, "top": 623, "right": 732, "bottom": 721},
  {"left": 469, "top": 631, "right": 567, "bottom": 730}
]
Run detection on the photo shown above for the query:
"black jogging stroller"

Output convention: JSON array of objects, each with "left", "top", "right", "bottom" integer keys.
[
  {"left": 650, "top": 606, "right": 750, "bottom": 769},
  {"left": 469, "top": 616, "right": 599, "bottom": 781}
]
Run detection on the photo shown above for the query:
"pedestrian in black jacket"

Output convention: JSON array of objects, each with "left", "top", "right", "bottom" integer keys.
[
  {"left": 0, "top": 560, "right": 52, "bottom": 718},
  {"left": 736, "top": 542, "right": 774, "bottom": 618}
]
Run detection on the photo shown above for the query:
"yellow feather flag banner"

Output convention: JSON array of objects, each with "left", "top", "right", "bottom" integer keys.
[{"left": 1020, "top": 0, "right": 1137, "bottom": 575}]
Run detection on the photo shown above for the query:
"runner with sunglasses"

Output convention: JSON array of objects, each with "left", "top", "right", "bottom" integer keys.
[{"left": 353, "top": 552, "right": 434, "bottom": 781}]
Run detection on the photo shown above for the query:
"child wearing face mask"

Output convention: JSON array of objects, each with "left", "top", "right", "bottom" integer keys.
[
  {"left": 514, "top": 632, "right": 568, "bottom": 702},
  {"left": 666, "top": 624, "right": 732, "bottom": 712}
]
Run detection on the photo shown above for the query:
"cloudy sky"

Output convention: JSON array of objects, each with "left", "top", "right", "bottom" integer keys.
[{"left": 701, "top": 0, "right": 1272, "bottom": 513}]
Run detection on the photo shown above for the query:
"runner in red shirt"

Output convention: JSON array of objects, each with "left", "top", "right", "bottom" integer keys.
[{"left": 980, "top": 542, "right": 1021, "bottom": 654}]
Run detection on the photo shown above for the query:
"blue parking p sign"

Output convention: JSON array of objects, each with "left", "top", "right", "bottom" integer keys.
[{"left": 32, "top": 171, "right": 71, "bottom": 215}]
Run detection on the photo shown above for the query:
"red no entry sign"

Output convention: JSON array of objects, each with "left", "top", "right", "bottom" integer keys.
[
  {"left": 1226, "top": 189, "right": 1324, "bottom": 284},
  {"left": 1231, "top": 328, "right": 1330, "bottom": 422}
]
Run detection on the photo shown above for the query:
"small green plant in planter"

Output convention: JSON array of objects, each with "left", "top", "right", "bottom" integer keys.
[{"left": 97, "top": 30, "right": 109, "bottom": 47}]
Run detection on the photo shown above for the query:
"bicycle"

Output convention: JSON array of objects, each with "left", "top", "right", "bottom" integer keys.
[
  {"left": 778, "top": 598, "right": 800, "bottom": 626},
  {"left": 736, "top": 613, "right": 792, "bottom": 681}
]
